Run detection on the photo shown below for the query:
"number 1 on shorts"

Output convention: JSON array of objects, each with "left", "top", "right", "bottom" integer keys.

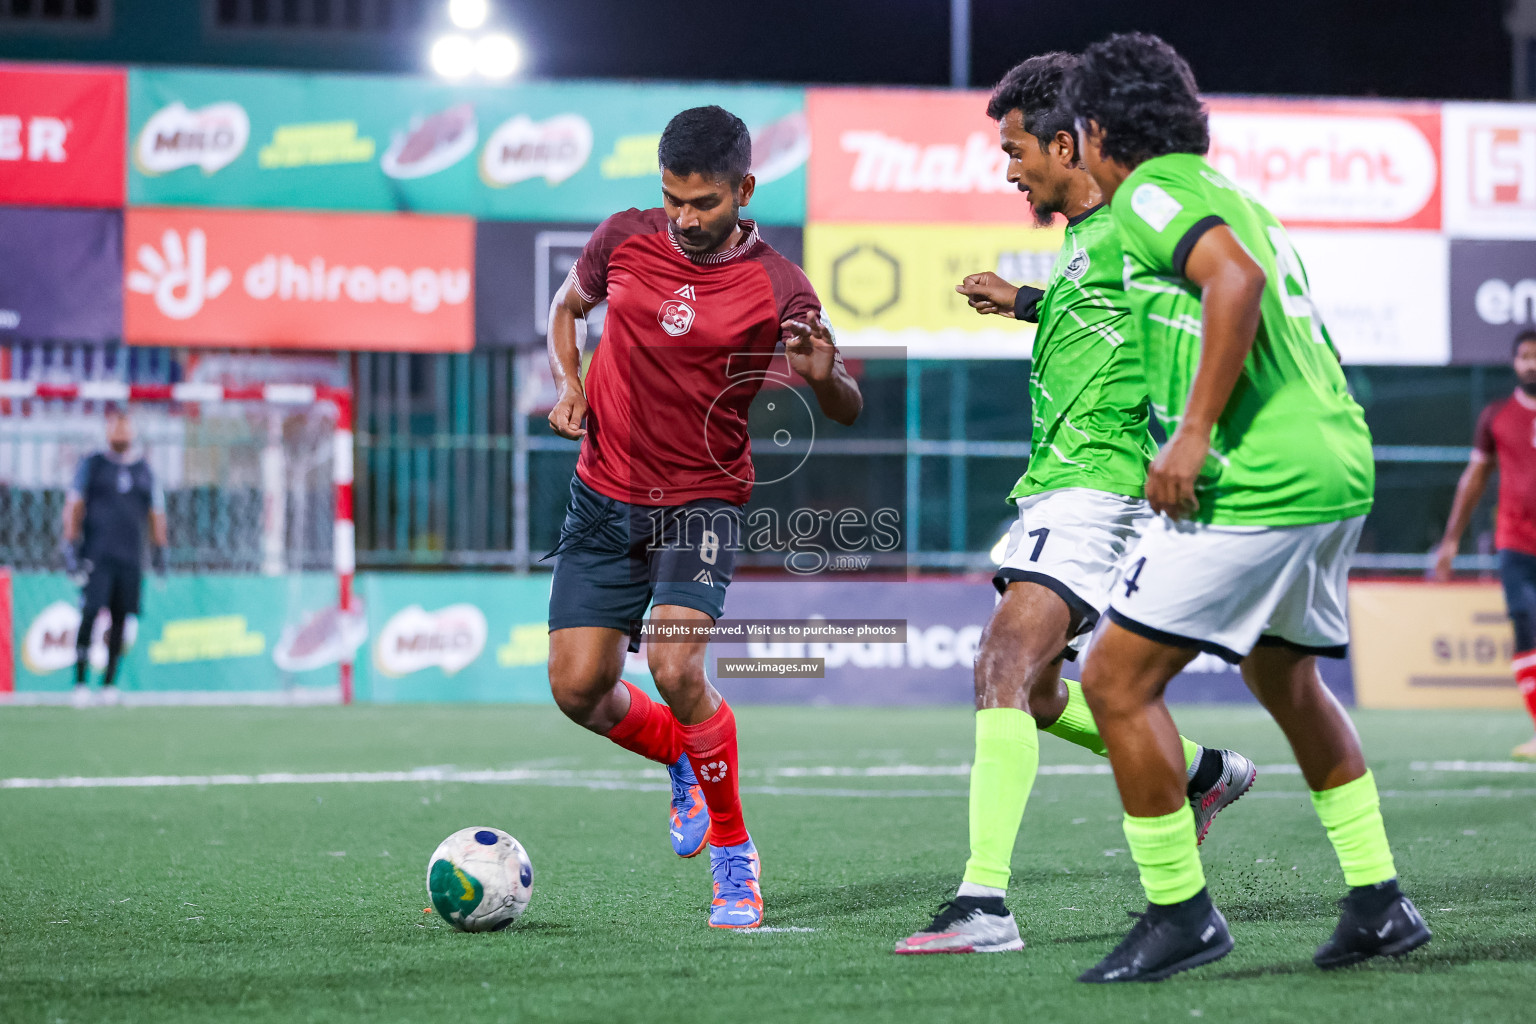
[{"left": 1027, "top": 527, "right": 1049, "bottom": 562}]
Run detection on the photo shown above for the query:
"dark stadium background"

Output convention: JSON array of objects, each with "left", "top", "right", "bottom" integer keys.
[{"left": 0, "top": 0, "right": 1514, "bottom": 100}]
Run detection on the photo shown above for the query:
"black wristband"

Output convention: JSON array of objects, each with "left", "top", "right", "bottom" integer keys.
[{"left": 1016, "top": 285, "right": 1046, "bottom": 324}]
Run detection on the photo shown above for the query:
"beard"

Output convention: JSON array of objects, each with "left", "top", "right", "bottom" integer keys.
[
  {"left": 1520, "top": 378, "right": 1536, "bottom": 396},
  {"left": 673, "top": 208, "right": 740, "bottom": 256}
]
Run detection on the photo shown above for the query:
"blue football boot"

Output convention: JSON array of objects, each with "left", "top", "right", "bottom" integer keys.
[
  {"left": 708, "top": 837, "right": 762, "bottom": 929},
  {"left": 668, "top": 753, "right": 710, "bottom": 858}
]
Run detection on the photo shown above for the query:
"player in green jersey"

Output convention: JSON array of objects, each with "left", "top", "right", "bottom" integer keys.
[
  {"left": 1063, "top": 33, "right": 1430, "bottom": 982},
  {"left": 894, "top": 53, "right": 1256, "bottom": 957}
]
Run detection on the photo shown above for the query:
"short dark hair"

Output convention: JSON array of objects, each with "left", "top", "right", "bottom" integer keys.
[
  {"left": 1514, "top": 329, "right": 1536, "bottom": 354},
  {"left": 658, "top": 105, "right": 752, "bottom": 184},
  {"left": 986, "top": 52, "right": 1080, "bottom": 152},
  {"left": 1063, "top": 32, "right": 1209, "bottom": 167}
]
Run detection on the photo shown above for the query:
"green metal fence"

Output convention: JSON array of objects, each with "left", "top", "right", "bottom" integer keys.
[
  {"left": 0, "top": 345, "right": 1506, "bottom": 574},
  {"left": 346, "top": 353, "right": 1510, "bottom": 575}
]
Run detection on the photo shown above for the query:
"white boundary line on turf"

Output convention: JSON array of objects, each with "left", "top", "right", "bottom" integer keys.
[
  {"left": 1410, "top": 760, "right": 1536, "bottom": 774},
  {"left": 3, "top": 764, "right": 1534, "bottom": 800},
  {"left": 0, "top": 689, "right": 343, "bottom": 707}
]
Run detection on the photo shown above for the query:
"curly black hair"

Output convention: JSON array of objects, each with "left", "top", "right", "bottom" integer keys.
[
  {"left": 658, "top": 105, "right": 752, "bottom": 184},
  {"left": 1514, "top": 328, "right": 1536, "bottom": 355},
  {"left": 985, "top": 52, "right": 1079, "bottom": 153},
  {"left": 1062, "top": 32, "right": 1209, "bottom": 167}
]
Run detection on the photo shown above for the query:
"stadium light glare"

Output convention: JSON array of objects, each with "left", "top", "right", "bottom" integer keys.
[
  {"left": 448, "top": 0, "right": 490, "bottom": 31},
  {"left": 473, "top": 33, "right": 523, "bottom": 79},
  {"left": 430, "top": 34, "right": 477, "bottom": 79}
]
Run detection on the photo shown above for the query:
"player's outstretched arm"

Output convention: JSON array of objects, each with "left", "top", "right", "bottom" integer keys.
[
  {"left": 782, "top": 315, "right": 863, "bottom": 426},
  {"left": 546, "top": 278, "right": 599, "bottom": 439},
  {"left": 1146, "top": 225, "right": 1265, "bottom": 519},
  {"left": 1434, "top": 457, "right": 1494, "bottom": 581}
]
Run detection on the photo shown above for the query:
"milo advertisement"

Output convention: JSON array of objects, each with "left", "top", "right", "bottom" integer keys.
[
  {"left": 9, "top": 572, "right": 343, "bottom": 694},
  {"left": 4, "top": 571, "right": 561, "bottom": 703},
  {"left": 127, "top": 69, "right": 808, "bottom": 224}
]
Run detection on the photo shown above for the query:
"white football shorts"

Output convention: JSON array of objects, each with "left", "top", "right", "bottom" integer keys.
[
  {"left": 994, "top": 487, "right": 1155, "bottom": 656},
  {"left": 1105, "top": 514, "right": 1365, "bottom": 663}
]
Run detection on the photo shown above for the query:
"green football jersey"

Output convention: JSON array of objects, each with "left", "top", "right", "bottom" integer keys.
[
  {"left": 1008, "top": 205, "right": 1157, "bottom": 503},
  {"left": 1111, "top": 153, "right": 1375, "bottom": 526}
]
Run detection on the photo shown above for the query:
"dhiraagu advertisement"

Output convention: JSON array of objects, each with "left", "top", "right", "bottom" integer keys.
[{"left": 127, "top": 69, "right": 807, "bottom": 224}]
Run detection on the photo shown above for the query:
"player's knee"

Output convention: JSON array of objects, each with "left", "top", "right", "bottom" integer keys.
[
  {"left": 648, "top": 655, "right": 707, "bottom": 705},
  {"left": 973, "top": 632, "right": 1052, "bottom": 710},
  {"left": 1079, "top": 664, "right": 1134, "bottom": 719},
  {"left": 546, "top": 647, "right": 616, "bottom": 727}
]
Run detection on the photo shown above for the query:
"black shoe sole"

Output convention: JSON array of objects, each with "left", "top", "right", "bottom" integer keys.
[
  {"left": 1079, "top": 934, "right": 1235, "bottom": 983},
  {"left": 1314, "top": 925, "right": 1432, "bottom": 970}
]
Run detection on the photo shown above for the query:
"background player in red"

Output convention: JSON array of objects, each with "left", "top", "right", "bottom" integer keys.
[
  {"left": 542, "top": 105, "right": 862, "bottom": 928},
  {"left": 1435, "top": 328, "right": 1536, "bottom": 760}
]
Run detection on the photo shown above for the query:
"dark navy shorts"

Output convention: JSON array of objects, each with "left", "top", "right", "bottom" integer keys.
[
  {"left": 546, "top": 475, "right": 742, "bottom": 652},
  {"left": 1498, "top": 548, "right": 1536, "bottom": 651},
  {"left": 80, "top": 556, "right": 141, "bottom": 620}
]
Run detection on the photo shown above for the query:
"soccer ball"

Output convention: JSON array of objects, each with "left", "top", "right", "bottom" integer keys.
[{"left": 426, "top": 826, "right": 534, "bottom": 932}]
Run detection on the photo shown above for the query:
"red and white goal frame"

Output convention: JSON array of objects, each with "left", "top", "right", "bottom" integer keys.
[{"left": 0, "top": 380, "right": 359, "bottom": 703}]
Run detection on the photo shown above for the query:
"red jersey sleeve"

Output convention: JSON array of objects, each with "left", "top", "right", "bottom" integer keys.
[
  {"left": 754, "top": 248, "right": 822, "bottom": 342},
  {"left": 1473, "top": 402, "right": 1500, "bottom": 463},
  {"left": 570, "top": 208, "right": 654, "bottom": 304}
]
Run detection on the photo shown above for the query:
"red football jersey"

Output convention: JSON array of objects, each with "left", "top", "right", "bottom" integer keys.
[
  {"left": 570, "top": 208, "right": 819, "bottom": 507},
  {"left": 1474, "top": 389, "right": 1536, "bottom": 556}
]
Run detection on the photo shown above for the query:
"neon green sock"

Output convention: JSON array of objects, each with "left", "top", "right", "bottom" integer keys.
[
  {"left": 1311, "top": 770, "right": 1397, "bottom": 887},
  {"left": 1123, "top": 804, "right": 1206, "bottom": 905},
  {"left": 961, "top": 708, "right": 1040, "bottom": 891},
  {"left": 1044, "top": 679, "right": 1201, "bottom": 771},
  {"left": 1041, "top": 680, "right": 1107, "bottom": 756}
]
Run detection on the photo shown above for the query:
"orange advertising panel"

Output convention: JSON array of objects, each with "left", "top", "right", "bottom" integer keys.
[
  {"left": 807, "top": 88, "right": 1025, "bottom": 223},
  {"left": 124, "top": 208, "right": 474, "bottom": 351},
  {"left": 1350, "top": 581, "right": 1524, "bottom": 709}
]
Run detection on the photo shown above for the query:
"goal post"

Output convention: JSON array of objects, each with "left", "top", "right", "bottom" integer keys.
[{"left": 0, "top": 380, "right": 359, "bottom": 704}]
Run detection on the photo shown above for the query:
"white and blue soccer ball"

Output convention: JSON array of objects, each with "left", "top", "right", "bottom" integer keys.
[{"left": 426, "top": 826, "right": 534, "bottom": 932}]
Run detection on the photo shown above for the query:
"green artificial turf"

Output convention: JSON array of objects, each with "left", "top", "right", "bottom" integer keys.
[{"left": 0, "top": 704, "right": 1532, "bottom": 1023}]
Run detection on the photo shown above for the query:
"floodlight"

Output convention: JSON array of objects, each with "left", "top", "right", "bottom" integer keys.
[
  {"left": 473, "top": 33, "right": 522, "bottom": 79},
  {"left": 430, "top": 34, "right": 476, "bottom": 79},
  {"left": 448, "top": 0, "right": 490, "bottom": 30}
]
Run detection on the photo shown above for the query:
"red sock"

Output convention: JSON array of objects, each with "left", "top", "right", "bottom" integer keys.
[
  {"left": 680, "top": 700, "right": 749, "bottom": 847},
  {"left": 605, "top": 681, "right": 683, "bottom": 766},
  {"left": 1515, "top": 650, "right": 1536, "bottom": 727}
]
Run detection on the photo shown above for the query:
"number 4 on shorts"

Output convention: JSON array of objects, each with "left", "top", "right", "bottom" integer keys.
[{"left": 1122, "top": 556, "right": 1146, "bottom": 598}]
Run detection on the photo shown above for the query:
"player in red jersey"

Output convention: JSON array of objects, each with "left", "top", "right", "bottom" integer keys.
[
  {"left": 1436, "top": 328, "right": 1536, "bottom": 760},
  {"left": 543, "top": 106, "right": 863, "bottom": 927}
]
